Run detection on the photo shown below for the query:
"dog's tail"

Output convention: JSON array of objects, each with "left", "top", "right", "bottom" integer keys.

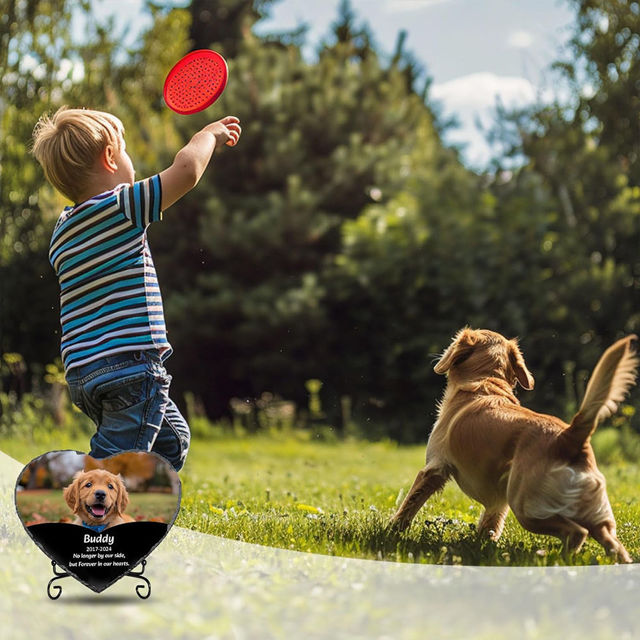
[{"left": 561, "top": 335, "right": 638, "bottom": 454}]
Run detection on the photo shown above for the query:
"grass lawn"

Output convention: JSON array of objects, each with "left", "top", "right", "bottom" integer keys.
[{"left": 3, "top": 429, "right": 640, "bottom": 566}]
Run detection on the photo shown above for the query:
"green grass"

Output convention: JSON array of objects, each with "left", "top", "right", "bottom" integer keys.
[{"left": 3, "top": 430, "right": 640, "bottom": 566}]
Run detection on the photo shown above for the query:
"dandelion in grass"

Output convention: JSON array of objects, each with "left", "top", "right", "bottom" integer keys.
[{"left": 296, "top": 503, "right": 322, "bottom": 514}]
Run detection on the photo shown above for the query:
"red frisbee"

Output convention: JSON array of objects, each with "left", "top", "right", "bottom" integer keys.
[{"left": 163, "top": 49, "right": 228, "bottom": 115}]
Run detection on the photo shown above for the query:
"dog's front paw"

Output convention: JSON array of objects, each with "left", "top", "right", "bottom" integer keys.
[
  {"left": 386, "top": 516, "right": 411, "bottom": 534},
  {"left": 611, "top": 546, "right": 633, "bottom": 564}
]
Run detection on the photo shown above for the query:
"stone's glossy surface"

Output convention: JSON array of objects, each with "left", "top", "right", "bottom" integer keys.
[{"left": 13, "top": 450, "right": 180, "bottom": 593}]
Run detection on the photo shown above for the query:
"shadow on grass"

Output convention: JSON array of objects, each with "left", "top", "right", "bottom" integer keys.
[
  {"left": 56, "top": 594, "right": 152, "bottom": 605},
  {"left": 323, "top": 513, "right": 605, "bottom": 567}
]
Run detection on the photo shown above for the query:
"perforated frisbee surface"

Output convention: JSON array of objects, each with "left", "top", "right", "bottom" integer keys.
[{"left": 163, "top": 49, "right": 228, "bottom": 115}]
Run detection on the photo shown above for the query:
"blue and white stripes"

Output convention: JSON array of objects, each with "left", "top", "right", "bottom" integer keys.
[{"left": 49, "top": 175, "right": 171, "bottom": 371}]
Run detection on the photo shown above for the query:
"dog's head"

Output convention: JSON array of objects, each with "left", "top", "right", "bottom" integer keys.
[
  {"left": 63, "top": 469, "right": 129, "bottom": 526},
  {"left": 434, "top": 327, "right": 535, "bottom": 390}
]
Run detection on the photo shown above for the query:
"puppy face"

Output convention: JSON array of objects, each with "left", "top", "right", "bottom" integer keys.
[
  {"left": 434, "top": 328, "right": 535, "bottom": 390},
  {"left": 63, "top": 469, "right": 129, "bottom": 525}
]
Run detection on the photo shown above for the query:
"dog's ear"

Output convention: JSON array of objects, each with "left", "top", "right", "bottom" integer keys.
[
  {"left": 115, "top": 474, "right": 129, "bottom": 515},
  {"left": 434, "top": 328, "right": 477, "bottom": 374},
  {"left": 509, "top": 340, "right": 535, "bottom": 390},
  {"left": 63, "top": 473, "right": 82, "bottom": 513}
]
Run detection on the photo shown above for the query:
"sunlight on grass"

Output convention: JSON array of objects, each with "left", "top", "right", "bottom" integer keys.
[
  {"left": 3, "top": 431, "right": 640, "bottom": 567},
  {"left": 176, "top": 433, "right": 640, "bottom": 566}
]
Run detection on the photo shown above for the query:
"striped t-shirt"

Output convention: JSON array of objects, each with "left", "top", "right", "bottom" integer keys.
[{"left": 49, "top": 175, "right": 172, "bottom": 372}]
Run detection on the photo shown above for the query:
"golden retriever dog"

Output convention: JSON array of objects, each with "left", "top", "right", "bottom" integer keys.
[
  {"left": 63, "top": 469, "right": 135, "bottom": 529},
  {"left": 391, "top": 328, "right": 638, "bottom": 562}
]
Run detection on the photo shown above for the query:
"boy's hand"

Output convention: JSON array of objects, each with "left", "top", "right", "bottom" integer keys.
[
  {"left": 159, "top": 116, "right": 242, "bottom": 210},
  {"left": 204, "top": 116, "right": 242, "bottom": 148}
]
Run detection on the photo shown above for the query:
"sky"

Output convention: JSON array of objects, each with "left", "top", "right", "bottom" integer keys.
[{"left": 93, "top": 0, "right": 575, "bottom": 168}]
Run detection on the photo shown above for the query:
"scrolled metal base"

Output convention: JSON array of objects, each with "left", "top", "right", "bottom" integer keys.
[
  {"left": 47, "top": 561, "right": 70, "bottom": 600},
  {"left": 126, "top": 559, "right": 151, "bottom": 599},
  {"left": 46, "top": 559, "right": 151, "bottom": 599}
]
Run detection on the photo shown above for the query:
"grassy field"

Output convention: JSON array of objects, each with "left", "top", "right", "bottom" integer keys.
[{"left": 4, "top": 428, "right": 640, "bottom": 567}]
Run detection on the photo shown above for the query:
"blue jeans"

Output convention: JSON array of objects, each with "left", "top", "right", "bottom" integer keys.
[{"left": 65, "top": 350, "right": 190, "bottom": 471}]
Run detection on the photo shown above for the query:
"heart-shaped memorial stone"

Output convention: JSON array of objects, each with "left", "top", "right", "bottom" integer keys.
[{"left": 15, "top": 450, "right": 181, "bottom": 594}]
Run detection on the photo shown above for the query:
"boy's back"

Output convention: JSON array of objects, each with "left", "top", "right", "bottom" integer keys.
[{"left": 49, "top": 176, "right": 169, "bottom": 371}]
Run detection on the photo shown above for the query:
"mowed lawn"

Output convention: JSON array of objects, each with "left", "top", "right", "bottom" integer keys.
[{"left": 4, "top": 432, "right": 640, "bottom": 566}]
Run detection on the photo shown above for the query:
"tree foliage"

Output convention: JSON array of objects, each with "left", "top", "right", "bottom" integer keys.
[
  {"left": 488, "top": 0, "right": 640, "bottom": 424},
  {"left": 0, "top": 0, "right": 82, "bottom": 365}
]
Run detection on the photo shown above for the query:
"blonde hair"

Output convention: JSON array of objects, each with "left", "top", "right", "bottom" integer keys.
[{"left": 32, "top": 106, "right": 124, "bottom": 202}]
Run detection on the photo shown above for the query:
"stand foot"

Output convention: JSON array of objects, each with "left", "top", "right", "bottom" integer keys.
[
  {"left": 46, "top": 559, "right": 151, "bottom": 599},
  {"left": 47, "top": 561, "right": 71, "bottom": 600},
  {"left": 126, "top": 559, "right": 151, "bottom": 599}
]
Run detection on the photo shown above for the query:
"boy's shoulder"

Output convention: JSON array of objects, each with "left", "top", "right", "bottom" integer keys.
[
  {"left": 51, "top": 186, "right": 121, "bottom": 232},
  {"left": 50, "top": 175, "right": 162, "bottom": 241},
  {"left": 54, "top": 205, "right": 74, "bottom": 230}
]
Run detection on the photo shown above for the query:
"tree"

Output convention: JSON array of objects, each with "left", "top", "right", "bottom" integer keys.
[
  {"left": 0, "top": 0, "right": 80, "bottom": 369},
  {"left": 485, "top": 0, "right": 640, "bottom": 425},
  {"left": 149, "top": 1, "right": 455, "bottom": 426},
  {"left": 561, "top": 0, "right": 640, "bottom": 179},
  {"left": 0, "top": 1, "right": 187, "bottom": 378},
  {"left": 189, "top": 0, "right": 276, "bottom": 54}
]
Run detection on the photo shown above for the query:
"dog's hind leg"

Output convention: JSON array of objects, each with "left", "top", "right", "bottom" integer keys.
[
  {"left": 589, "top": 521, "right": 632, "bottom": 563},
  {"left": 390, "top": 465, "right": 450, "bottom": 532},
  {"left": 477, "top": 505, "right": 509, "bottom": 541},
  {"left": 516, "top": 514, "right": 589, "bottom": 554}
]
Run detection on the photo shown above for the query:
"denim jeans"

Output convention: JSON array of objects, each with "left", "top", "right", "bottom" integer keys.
[{"left": 65, "top": 349, "right": 190, "bottom": 471}]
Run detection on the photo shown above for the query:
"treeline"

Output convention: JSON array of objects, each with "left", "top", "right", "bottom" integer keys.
[{"left": 2, "top": 0, "right": 640, "bottom": 441}]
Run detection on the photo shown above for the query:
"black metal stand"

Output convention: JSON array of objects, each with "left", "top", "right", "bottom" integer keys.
[
  {"left": 47, "top": 561, "right": 70, "bottom": 600},
  {"left": 46, "top": 560, "right": 151, "bottom": 599},
  {"left": 127, "top": 559, "right": 151, "bottom": 599}
]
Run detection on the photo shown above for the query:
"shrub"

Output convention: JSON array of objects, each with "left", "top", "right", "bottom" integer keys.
[{"left": 592, "top": 424, "right": 640, "bottom": 465}]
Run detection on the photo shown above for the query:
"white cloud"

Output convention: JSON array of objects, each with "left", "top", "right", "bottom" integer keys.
[
  {"left": 507, "top": 30, "right": 535, "bottom": 49},
  {"left": 384, "top": 0, "right": 453, "bottom": 12},
  {"left": 432, "top": 72, "right": 537, "bottom": 111},
  {"left": 431, "top": 73, "right": 540, "bottom": 166}
]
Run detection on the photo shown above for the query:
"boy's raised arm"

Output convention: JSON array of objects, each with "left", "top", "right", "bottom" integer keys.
[{"left": 159, "top": 115, "right": 241, "bottom": 210}]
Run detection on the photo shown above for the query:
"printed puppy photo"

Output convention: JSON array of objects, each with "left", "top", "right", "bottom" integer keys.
[
  {"left": 63, "top": 468, "right": 135, "bottom": 529},
  {"left": 15, "top": 451, "right": 180, "bottom": 530}
]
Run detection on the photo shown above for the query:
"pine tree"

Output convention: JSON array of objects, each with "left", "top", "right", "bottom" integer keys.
[{"left": 150, "top": 0, "right": 452, "bottom": 422}]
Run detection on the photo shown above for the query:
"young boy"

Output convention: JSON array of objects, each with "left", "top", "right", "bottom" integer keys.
[{"left": 32, "top": 106, "right": 241, "bottom": 471}]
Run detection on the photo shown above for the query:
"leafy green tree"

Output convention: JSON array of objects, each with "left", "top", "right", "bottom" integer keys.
[
  {"left": 323, "top": 123, "right": 502, "bottom": 439},
  {"left": 150, "top": 0, "right": 455, "bottom": 425},
  {"left": 8, "top": 0, "right": 640, "bottom": 442},
  {"left": 486, "top": 0, "right": 640, "bottom": 425},
  {"left": 189, "top": 0, "right": 276, "bottom": 54},
  {"left": 0, "top": 1, "right": 185, "bottom": 376},
  {"left": 0, "top": 0, "right": 80, "bottom": 368},
  {"left": 560, "top": 0, "right": 640, "bottom": 178}
]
